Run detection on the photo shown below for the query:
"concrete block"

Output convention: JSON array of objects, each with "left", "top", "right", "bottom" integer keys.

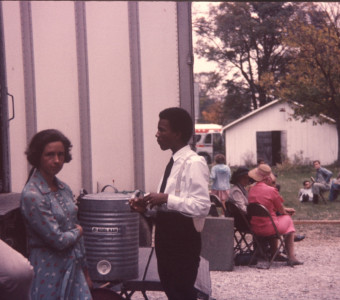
[{"left": 200, "top": 216, "right": 234, "bottom": 271}]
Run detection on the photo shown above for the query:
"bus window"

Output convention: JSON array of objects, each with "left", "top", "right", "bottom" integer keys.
[
  {"left": 204, "top": 134, "right": 212, "bottom": 144},
  {"left": 213, "top": 133, "right": 223, "bottom": 152},
  {"left": 194, "top": 134, "right": 202, "bottom": 143}
]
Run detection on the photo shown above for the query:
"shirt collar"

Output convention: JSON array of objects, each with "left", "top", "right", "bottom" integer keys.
[
  {"left": 32, "top": 169, "right": 65, "bottom": 194},
  {"left": 172, "top": 145, "right": 191, "bottom": 162}
]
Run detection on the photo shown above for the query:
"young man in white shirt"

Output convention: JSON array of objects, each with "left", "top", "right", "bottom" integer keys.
[{"left": 130, "top": 107, "right": 210, "bottom": 300}]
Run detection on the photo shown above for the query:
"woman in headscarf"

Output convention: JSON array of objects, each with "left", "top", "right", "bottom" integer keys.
[{"left": 227, "top": 166, "right": 250, "bottom": 214}]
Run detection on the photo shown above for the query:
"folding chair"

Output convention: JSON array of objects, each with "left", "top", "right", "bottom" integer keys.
[
  {"left": 247, "top": 203, "right": 287, "bottom": 269},
  {"left": 225, "top": 202, "right": 254, "bottom": 256},
  {"left": 209, "top": 194, "right": 226, "bottom": 217}
]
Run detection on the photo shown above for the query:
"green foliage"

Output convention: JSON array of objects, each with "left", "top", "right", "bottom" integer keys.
[
  {"left": 276, "top": 3, "right": 340, "bottom": 162},
  {"left": 194, "top": 2, "right": 302, "bottom": 109},
  {"left": 222, "top": 81, "right": 252, "bottom": 125},
  {"left": 273, "top": 164, "right": 340, "bottom": 220},
  {"left": 195, "top": 72, "right": 224, "bottom": 124}
]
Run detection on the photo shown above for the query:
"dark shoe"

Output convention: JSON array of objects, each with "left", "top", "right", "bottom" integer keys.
[
  {"left": 273, "top": 254, "right": 287, "bottom": 262},
  {"left": 313, "top": 194, "right": 319, "bottom": 204},
  {"left": 294, "top": 234, "right": 305, "bottom": 242},
  {"left": 287, "top": 260, "right": 304, "bottom": 267}
]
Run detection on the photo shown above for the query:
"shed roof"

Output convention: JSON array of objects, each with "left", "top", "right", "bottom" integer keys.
[{"left": 222, "top": 99, "right": 335, "bottom": 132}]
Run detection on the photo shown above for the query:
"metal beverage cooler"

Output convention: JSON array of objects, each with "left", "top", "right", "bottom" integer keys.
[{"left": 78, "top": 191, "right": 139, "bottom": 281}]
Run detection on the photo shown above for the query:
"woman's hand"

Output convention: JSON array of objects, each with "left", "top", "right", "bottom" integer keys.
[
  {"left": 76, "top": 224, "right": 83, "bottom": 236},
  {"left": 284, "top": 207, "right": 296, "bottom": 216}
]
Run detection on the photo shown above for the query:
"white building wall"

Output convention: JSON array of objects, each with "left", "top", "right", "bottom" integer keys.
[
  {"left": 139, "top": 2, "right": 179, "bottom": 192},
  {"left": 30, "top": 2, "right": 82, "bottom": 191},
  {"left": 225, "top": 101, "right": 338, "bottom": 166},
  {"left": 2, "top": 1, "right": 185, "bottom": 194},
  {"left": 86, "top": 2, "right": 134, "bottom": 192}
]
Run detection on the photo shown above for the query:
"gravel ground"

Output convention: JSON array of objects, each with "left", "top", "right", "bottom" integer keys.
[{"left": 129, "top": 223, "right": 340, "bottom": 300}]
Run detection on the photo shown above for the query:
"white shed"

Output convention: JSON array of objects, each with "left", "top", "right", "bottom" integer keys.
[{"left": 223, "top": 100, "right": 338, "bottom": 166}]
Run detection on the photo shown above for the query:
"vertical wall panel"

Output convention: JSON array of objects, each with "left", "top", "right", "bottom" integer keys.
[
  {"left": 86, "top": 2, "right": 134, "bottom": 192},
  {"left": 139, "top": 2, "right": 179, "bottom": 192},
  {"left": 30, "top": 2, "right": 81, "bottom": 191},
  {"left": 2, "top": 2, "right": 28, "bottom": 191}
]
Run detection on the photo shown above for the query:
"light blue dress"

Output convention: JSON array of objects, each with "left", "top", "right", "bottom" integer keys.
[
  {"left": 21, "top": 170, "right": 92, "bottom": 300},
  {"left": 210, "top": 164, "right": 231, "bottom": 190}
]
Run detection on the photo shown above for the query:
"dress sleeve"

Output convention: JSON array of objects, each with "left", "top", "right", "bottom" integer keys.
[
  {"left": 21, "top": 189, "right": 81, "bottom": 251},
  {"left": 272, "top": 189, "right": 284, "bottom": 211}
]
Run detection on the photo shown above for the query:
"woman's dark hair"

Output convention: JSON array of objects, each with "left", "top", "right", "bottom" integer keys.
[
  {"left": 25, "top": 129, "right": 72, "bottom": 168},
  {"left": 159, "top": 107, "right": 193, "bottom": 144},
  {"left": 214, "top": 154, "right": 226, "bottom": 164}
]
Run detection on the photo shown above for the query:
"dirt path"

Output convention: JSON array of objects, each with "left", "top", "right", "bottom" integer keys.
[{"left": 130, "top": 223, "right": 340, "bottom": 300}]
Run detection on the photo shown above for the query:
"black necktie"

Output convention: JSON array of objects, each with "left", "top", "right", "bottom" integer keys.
[{"left": 160, "top": 157, "right": 174, "bottom": 193}]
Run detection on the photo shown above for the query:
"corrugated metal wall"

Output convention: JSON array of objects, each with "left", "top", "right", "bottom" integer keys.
[{"left": 1, "top": 1, "right": 193, "bottom": 194}]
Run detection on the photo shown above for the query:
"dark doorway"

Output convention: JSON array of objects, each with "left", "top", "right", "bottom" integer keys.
[{"left": 256, "top": 131, "right": 285, "bottom": 166}]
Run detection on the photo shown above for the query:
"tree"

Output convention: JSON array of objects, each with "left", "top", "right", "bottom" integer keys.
[
  {"left": 276, "top": 3, "right": 340, "bottom": 164},
  {"left": 194, "top": 72, "right": 224, "bottom": 124},
  {"left": 222, "top": 81, "right": 252, "bottom": 124},
  {"left": 194, "top": 2, "right": 302, "bottom": 110}
]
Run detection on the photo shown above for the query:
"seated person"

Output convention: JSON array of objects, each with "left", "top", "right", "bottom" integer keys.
[
  {"left": 298, "top": 180, "right": 313, "bottom": 202},
  {"left": 248, "top": 164, "right": 303, "bottom": 266},
  {"left": 0, "top": 239, "right": 34, "bottom": 300},
  {"left": 329, "top": 172, "right": 340, "bottom": 202},
  {"left": 227, "top": 166, "right": 250, "bottom": 214},
  {"left": 311, "top": 160, "right": 332, "bottom": 204}
]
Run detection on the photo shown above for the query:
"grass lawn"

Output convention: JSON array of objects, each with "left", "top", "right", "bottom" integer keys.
[
  {"left": 272, "top": 164, "right": 340, "bottom": 220},
  {"left": 219, "top": 164, "right": 340, "bottom": 221}
]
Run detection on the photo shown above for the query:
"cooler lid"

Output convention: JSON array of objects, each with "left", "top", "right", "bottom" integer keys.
[{"left": 81, "top": 192, "right": 133, "bottom": 201}]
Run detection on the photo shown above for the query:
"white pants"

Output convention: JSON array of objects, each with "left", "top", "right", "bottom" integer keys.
[
  {"left": 0, "top": 239, "right": 34, "bottom": 300},
  {"left": 312, "top": 182, "right": 330, "bottom": 195}
]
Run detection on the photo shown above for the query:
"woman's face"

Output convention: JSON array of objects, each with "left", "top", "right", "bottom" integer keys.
[
  {"left": 239, "top": 174, "right": 249, "bottom": 186},
  {"left": 39, "top": 141, "right": 65, "bottom": 178}
]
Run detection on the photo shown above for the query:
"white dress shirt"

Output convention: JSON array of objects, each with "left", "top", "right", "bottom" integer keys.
[{"left": 158, "top": 145, "right": 211, "bottom": 217}]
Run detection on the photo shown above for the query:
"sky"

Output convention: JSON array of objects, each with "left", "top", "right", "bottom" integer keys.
[{"left": 192, "top": 2, "right": 218, "bottom": 74}]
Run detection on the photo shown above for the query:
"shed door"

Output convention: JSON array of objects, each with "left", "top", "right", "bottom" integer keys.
[{"left": 256, "top": 131, "right": 283, "bottom": 166}]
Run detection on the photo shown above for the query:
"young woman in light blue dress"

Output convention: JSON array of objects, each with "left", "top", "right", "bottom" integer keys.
[{"left": 21, "top": 129, "right": 92, "bottom": 300}]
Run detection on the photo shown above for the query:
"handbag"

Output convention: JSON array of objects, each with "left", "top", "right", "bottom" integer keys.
[{"left": 234, "top": 252, "right": 257, "bottom": 266}]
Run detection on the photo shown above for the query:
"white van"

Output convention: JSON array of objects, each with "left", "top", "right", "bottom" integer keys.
[{"left": 194, "top": 124, "right": 224, "bottom": 164}]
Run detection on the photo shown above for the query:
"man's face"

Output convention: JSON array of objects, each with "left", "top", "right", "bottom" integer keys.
[
  {"left": 156, "top": 119, "right": 179, "bottom": 151},
  {"left": 314, "top": 161, "right": 321, "bottom": 169},
  {"left": 304, "top": 181, "right": 311, "bottom": 189}
]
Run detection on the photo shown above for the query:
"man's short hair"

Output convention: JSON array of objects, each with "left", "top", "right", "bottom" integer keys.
[
  {"left": 303, "top": 180, "right": 310, "bottom": 185},
  {"left": 159, "top": 107, "right": 193, "bottom": 144},
  {"left": 313, "top": 160, "right": 320, "bottom": 165}
]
